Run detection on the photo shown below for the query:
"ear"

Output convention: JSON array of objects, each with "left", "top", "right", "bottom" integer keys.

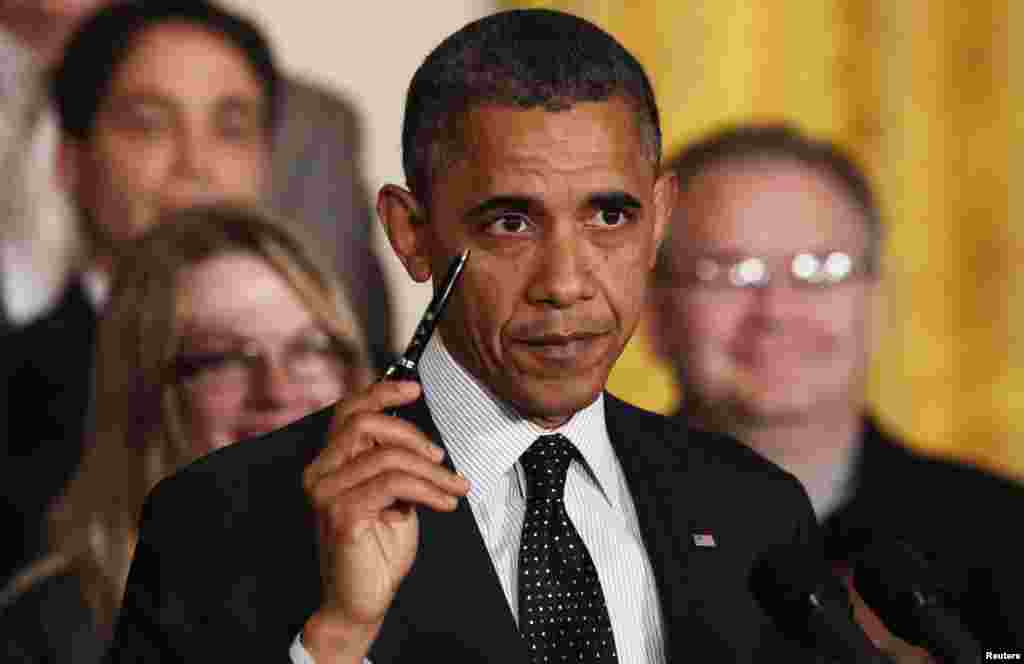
[
  {"left": 377, "top": 184, "right": 432, "bottom": 283},
  {"left": 649, "top": 169, "right": 678, "bottom": 268}
]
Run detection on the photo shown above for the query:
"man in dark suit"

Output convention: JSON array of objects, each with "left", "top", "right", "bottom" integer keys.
[
  {"left": 647, "top": 123, "right": 1024, "bottom": 652},
  {"left": 110, "top": 10, "right": 834, "bottom": 663}
]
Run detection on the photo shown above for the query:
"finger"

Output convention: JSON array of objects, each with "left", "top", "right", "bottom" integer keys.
[
  {"left": 325, "top": 472, "right": 462, "bottom": 532},
  {"left": 309, "top": 445, "right": 469, "bottom": 508},
  {"left": 330, "top": 379, "right": 421, "bottom": 425},
  {"left": 305, "top": 411, "right": 444, "bottom": 490}
]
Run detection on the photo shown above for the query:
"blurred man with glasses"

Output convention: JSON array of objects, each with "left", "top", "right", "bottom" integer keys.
[{"left": 648, "top": 123, "right": 1023, "bottom": 653}]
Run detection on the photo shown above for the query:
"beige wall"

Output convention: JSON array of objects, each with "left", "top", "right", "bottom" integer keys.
[{"left": 221, "top": 1, "right": 498, "bottom": 349}]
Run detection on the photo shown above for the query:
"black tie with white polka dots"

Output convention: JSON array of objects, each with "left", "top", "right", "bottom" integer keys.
[{"left": 518, "top": 434, "right": 618, "bottom": 663}]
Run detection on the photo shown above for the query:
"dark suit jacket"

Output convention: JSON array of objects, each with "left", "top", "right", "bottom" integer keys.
[
  {"left": 823, "top": 415, "right": 1024, "bottom": 649},
  {"left": 0, "top": 571, "right": 106, "bottom": 663},
  {"left": 109, "top": 394, "right": 824, "bottom": 662},
  {"left": 1, "top": 279, "right": 96, "bottom": 583}
]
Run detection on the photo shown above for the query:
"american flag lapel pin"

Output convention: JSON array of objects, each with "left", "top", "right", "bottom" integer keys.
[{"left": 692, "top": 531, "right": 717, "bottom": 548}]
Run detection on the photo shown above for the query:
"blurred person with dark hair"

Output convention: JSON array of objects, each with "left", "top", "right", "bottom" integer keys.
[
  {"left": 2, "top": 0, "right": 280, "bottom": 586},
  {"left": 648, "top": 122, "right": 1024, "bottom": 652},
  {"left": 108, "top": 9, "right": 835, "bottom": 663},
  {"left": 0, "top": 203, "right": 373, "bottom": 662}
]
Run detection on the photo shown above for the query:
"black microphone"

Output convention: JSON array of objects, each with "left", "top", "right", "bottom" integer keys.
[
  {"left": 854, "top": 538, "right": 983, "bottom": 664},
  {"left": 750, "top": 549, "right": 894, "bottom": 663}
]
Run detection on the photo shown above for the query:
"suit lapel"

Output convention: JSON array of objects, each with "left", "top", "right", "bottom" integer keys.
[
  {"left": 603, "top": 394, "right": 696, "bottom": 662},
  {"left": 370, "top": 397, "right": 526, "bottom": 663}
]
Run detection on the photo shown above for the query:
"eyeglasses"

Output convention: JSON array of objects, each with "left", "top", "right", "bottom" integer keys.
[
  {"left": 656, "top": 250, "right": 875, "bottom": 291},
  {"left": 171, "top": 329, "right": 347, "bottom": 393}
]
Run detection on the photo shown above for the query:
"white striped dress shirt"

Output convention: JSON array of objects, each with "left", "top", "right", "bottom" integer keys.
[{"left": 292, "top": 333, "right": 666, "bottom": 663}]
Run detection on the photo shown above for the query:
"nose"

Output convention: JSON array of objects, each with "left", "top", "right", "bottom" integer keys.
[
  {"left": 525, "top": 227, "right": 597, "bottom": 308},
  {"left": 249, "top": 359, "right": 305, "bottom": 410},
  {"left": 166, "top": 127, "right": 216, "bottom": 204},
  {"left": 748, "top": 280, "right": 806, "bottom": 332}
]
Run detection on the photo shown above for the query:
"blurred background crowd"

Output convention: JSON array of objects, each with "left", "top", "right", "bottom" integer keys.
[{"left": 0, "top": 0, "right": 1018, "bottom": 659}]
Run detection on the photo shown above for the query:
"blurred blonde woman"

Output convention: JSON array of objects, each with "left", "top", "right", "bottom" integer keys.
[{"left": 0, "top": 204, "right": 374, "bottom": 661}]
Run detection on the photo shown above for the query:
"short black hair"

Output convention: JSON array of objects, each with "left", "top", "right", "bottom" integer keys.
[
  {"left": 402, "top": 8, "right": 661, "bottom": 203},
  {"left": 664, "top": 123, "right": 883, "bottom": 271},
  {"left": 52, "top": 0, "right": 280, "bottom": 140}
]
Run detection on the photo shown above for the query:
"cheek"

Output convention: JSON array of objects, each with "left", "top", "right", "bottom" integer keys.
[
  {"left": 465, "top": 260, "right": 521, "bottom": 344},
  {"left": 806, "top": 298, "right": 865, "bottom": 351},
  {"left": 85, "top": 145, "right": 169, "bottom": 224},
  {"left": 183, "top": 393, "right": 244, "bottom": 447},
  {"left": 681, "top": 298, "right": 745, "bottom": 352},
  {"left": 212, "top": 145, "right": 267, "bottom": 197},
  {"left": 308, "top": 378, "right": 346, "bottom": 407},
  {"left": 101, "top": 137, "right": 174, "bottom": 189}
]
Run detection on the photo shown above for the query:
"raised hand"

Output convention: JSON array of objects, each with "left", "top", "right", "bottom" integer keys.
[{"left": 300, "top": 380, "right": 470, "bottom": 663}]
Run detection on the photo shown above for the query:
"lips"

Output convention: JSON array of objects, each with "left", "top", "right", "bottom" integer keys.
[
  {"left": 516, "top": 331, "right": 607, "bottom": 345},
  {"left": 510, "top": 330, "right": 612, "bottom": 367},
  {"left": 236, "top": 416, "right": 302, "bottom": 441},
  {"left": 732, "top": 333, "right": 836, "bottom": 368}
]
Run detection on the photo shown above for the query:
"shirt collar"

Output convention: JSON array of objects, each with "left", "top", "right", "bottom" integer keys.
[{"left": 419, "top": 332, "right": 620, "bottom": 510}]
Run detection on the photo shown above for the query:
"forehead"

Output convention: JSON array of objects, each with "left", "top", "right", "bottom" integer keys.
[
  {"left": 435, "top": 99, "right": 653, "bottom": 205},
  {"left": 675, "top": 157, "right": 870, "bottom": 254},
  {"left": 177, "top": 252, "right": 313, "bottom": 336},
  {"left": 106, "top": 20, "right": 262, "bottom": 102}
]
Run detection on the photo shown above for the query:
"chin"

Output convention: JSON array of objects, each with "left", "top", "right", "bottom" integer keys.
[
  {"left": 510, "top": 374, "right": 607, "bottom": 426},
  {"left": 738, "top": 405, "right": 814, "bottom": 427},
  {"left": 732, "top": 389, "right": 834, "bottom": 425}
]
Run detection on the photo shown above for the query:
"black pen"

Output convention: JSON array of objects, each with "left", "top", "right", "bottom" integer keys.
[{"left": 381, "top": 249, "right": 470, "bottom": 384}]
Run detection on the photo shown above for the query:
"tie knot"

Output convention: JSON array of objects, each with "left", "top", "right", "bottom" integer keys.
[{"left": 521, "top": 434, "right": 576, "bottom": 500}]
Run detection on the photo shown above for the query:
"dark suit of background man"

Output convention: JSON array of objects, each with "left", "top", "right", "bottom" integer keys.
[
  {"left": 647, "top": 123, "right": 1024, "bottom": 653},
  {"left": 110, "top": 10, "right": 832, "bottom": 663}
]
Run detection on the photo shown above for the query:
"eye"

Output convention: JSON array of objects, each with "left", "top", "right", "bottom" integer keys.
[
  {"left": 590, "top": 207, "right": 633, "bottom": 228},
  {"left": 174, "top": 351, "right": 248, "bottom": 380},
  {"left": 118, "top": 103, "right": 172, "bottom": 135},
  {"left": 292, "top": 331, "right": 335, "bottom": 357},
  {"left": 217, "top": 109, "right": 261, "bottom": 141},
  {"left": 484, "top": 213, "right": 534, "bottom": 236}
]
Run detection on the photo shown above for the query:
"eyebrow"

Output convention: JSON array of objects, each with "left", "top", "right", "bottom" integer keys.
[
  {"left": 215, "top": 96, "right": 264, "bottom": 118},
  {"left": 107, "top": 92, "right": 177, "bottom": 113},
  {"left": 180, "top": 323, "right": 324, "bottom": 347},
  {"left": 462, "top": 190, "right": 643, "bottom": 221},
  {"left": 463, "top": 195, "right": 533, "bottom": 221},
  {"left": 589, "top": 191, "right": 643, "bottom": 210},
  {"left": 107, "top": 92, "right": 264, "bottom": 119}
]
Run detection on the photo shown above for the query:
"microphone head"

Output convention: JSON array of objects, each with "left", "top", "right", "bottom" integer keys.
[{"left": 852, "top": 538, "right": 945, "bottom": 646}]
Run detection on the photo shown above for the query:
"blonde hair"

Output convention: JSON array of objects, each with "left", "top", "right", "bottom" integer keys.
[{"left": 1, "top": 203, "right": 373, "bottom": 633}]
